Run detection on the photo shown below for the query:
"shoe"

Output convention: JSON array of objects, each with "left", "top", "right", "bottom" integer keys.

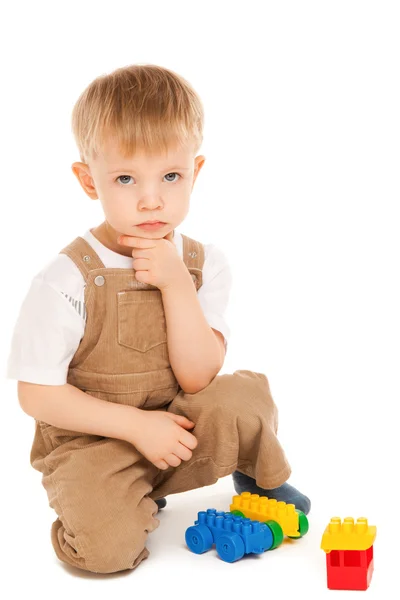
[
  {"left": 232, "top": 471, "right": 311, "bottom": 515},
  {"left": 155, "top": 497, "right": 167, "bottom": 510}
]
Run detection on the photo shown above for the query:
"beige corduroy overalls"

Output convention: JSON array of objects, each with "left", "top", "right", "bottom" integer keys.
[{"left": 29, "top": 233, "right": 291, "bottom": 574}]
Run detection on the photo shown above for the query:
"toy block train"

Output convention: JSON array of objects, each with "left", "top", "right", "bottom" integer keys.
[{"left": 185, "top": 492, "right": 309, "bottom": 563}]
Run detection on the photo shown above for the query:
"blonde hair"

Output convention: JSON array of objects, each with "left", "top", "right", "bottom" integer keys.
[{"left": 71, "top": 63, "right": 204, "bottom": 164}]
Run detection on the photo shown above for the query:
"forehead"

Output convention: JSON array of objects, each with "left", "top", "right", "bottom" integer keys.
[{"left": 96, "top": 139, "right": 195, "bottom": 170}]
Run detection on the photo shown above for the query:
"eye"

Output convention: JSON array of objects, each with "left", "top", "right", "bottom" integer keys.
[
  {"left": 115, "top": 172, "right": 181, "bottom": 186},
  {"left": 116, "top": 175, "right": 133, "bottom": 186},
  {"left": 164, "top": 172, "right": 181, "bottom": 183}
]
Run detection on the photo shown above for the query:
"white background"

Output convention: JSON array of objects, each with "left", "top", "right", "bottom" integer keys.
[{"left": 1, "top": 1, "right": 399, "bottom": 598}]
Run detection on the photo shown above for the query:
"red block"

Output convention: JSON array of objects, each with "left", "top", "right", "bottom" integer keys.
[{"left": 326, "top": 546, "right": 374, "bottom": 591}]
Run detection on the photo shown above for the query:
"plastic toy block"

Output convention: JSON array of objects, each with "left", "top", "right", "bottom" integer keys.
[
  {"left": 185, "top": 508, "right": 274, "bottom": 562},
  {"left": 230, "top": 492, "right": 308, "bottom": 539},
  {"left": 321, "top": 517, "right": 376, "bottom": 591},
  {"left": 321, "top": 517, "right": 376, "bottom": 551}
]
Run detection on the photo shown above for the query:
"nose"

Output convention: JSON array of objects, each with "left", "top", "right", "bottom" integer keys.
[{"left": 138, "top": 194, "right": 163, "bottom": 211}]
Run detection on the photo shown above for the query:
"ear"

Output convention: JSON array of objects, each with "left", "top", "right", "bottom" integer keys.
[
  {"left": 71, "top": 162, "right": 98, "bottom": 200},
  {"left": 192, "top": 155, "right": 206, "bottom": 188}
]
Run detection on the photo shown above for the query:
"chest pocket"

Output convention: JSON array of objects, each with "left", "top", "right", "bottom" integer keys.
[{"left": 117, "top": 289, "right": 167, "bottom": 352}]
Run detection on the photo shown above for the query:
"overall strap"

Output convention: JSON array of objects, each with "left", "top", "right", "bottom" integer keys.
[
  {"left": 181, "top": 234, "right": 205, "bottom": 290},
  {"left": 59, "top": 234, "right": 205, "bottom": 289},
  {"left": 59, "top": 236, "right": 105, "bottom": 281}
]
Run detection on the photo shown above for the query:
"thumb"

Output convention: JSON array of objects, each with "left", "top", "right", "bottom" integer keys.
[{"left": 168, "top": 413, "right": 195, "bottom": 428}]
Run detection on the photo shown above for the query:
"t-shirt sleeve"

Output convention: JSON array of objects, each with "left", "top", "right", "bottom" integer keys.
[
  {"left": 197, "top": 244, "right": 232, "bottom": 350},
  {"left": 6, "top": 276, "right": 85, "bottom": 385}
]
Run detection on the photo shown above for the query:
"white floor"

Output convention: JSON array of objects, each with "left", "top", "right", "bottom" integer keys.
[{"left": 4, "top": 470, "right": 394, "bottom": 600}]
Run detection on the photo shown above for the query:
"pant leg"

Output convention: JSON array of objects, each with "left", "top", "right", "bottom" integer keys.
[
  {"left": 150, "top": 369, "right": 292, "bottom": 500},
  {"left": 30, "top": 421, "right": 160, "bottom": 574}
]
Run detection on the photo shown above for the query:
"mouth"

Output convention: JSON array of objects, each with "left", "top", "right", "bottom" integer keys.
[
  {"left": 139, "top": 220, "right": 165, "bottom": 225},
  {"left": 136, "top": 220, "right": 167, "bottom": 230}
]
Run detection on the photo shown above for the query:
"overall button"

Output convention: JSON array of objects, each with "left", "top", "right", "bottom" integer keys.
[{"left": 94, "top": 275, "right": 105, "bottom": 286}]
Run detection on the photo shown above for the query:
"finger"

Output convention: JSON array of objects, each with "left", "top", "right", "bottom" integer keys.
[
  {"left": 154, "top": 459, "right": 169, "bottom": 470},
  {"left": 165, "top": 453, "right": 182, "bottom": 468},
  {"left": 134, "top": 270, "right": 150, "bottom": 284},
  {"left": 131, "top": 258, "right": 150, "bottom": 270},
  {"left": 181, "top": 430, "right": 198, "bottom": 450},
  {"left": 118, "top": 235, "right": 157, "bottom": 248},
  {"left": 131, "top": 249, "right": 150, "bottom": 258},
  {"left": 168, "top": 414, "right": 195, "bottom": 428},
  {"left": 174, "top": 442, "right": 193, "bottom": 462}
]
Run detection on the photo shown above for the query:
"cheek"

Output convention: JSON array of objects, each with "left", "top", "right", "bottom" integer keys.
[
  {"left": 171, "top": 195, "right": 190, "bottom": 218},
  {"left": 100, "top": 194, "right": 132, "bottom": 225},
  {"left": 174, "top": 183, "right": 192, "bottom": 203},
  {"left": 103, "top": 191, "right": 128, "bottom": 211}
]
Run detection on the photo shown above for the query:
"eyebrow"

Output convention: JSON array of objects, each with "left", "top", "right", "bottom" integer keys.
[{"left": 108, "top": 166, "right": 191, "bottom": 174}]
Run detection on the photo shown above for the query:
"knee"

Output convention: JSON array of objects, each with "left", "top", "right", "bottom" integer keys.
[
  {"left": 233, "top": 369, "right": 271, "bottom": 390},
  {"left": 178, "top": 370, "right": 276, "bottom": 426},
  {"left": 52, "top": 498, "right": 158, "bottom": 574},
  {"left": 86, "top": 540, "right": 149, "bottom": 574},
  {"left": 52, "top": 522, "right": 149, "bottom": 575},
  {"left": 86, "top": 497, "right": 158, "bottom": 573},
  {"left": 214, "top": 370, "right": 274, "bottom": 412}
]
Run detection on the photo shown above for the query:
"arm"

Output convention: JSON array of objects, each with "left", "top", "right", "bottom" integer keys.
[
  {"left": 18, "top": 381, "right": 198, "bottom": 469},
  {"left": 161, "top": 270, "right": 226, "bottom": 394},
  {"left": 18, "top": 381, "right": 143, "bottom": 442},
  {"left": 118, "top": 233, "right": 229, "bottom": 394}
]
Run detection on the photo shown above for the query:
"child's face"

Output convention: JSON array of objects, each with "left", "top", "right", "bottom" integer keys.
[{"left": 72, "top": 139, "right": 205, "bottom": 245}]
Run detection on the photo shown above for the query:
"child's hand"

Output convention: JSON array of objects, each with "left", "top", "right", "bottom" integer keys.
[
  {"left": 117, "top": 231, "right": 190, "bottom": 291},
  {"left": 129, "top": 409, "right": 198, "bottom": 470}
]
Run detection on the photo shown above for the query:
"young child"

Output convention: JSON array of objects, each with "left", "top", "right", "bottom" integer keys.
[{"left": 7, "top": 63, "right": 310, "bottom": 574}]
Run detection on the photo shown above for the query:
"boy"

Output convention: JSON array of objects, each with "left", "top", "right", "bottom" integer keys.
[{"left": 7, "top": 63, "right": 310, "bottom": 574}]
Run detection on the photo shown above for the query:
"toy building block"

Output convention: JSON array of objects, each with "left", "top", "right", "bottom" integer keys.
[
  {"left": 230, "top": 492, "right": 309, "bottom": 548},
  {"left": 185, "top": 508, "right": 274, "bottom": 562},
  {"left": 321, "top": 517, "right": 377, "bottom": 591}
]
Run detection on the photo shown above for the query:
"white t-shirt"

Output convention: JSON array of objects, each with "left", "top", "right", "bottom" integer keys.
[{"left": 6, "top": 228, "right": 232, "bottom": 386}]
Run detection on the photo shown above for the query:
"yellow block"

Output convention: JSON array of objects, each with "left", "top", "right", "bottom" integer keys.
[
  {"left": 321, "top": 517, "right": 377, "bottom": 551},
  {"left": 230, "top": 492, "right": 301, "bottom": 538}
]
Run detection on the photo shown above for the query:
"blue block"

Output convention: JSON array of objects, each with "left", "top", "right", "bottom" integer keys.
[{"left": 185, "top": 508, "right": 274, "bottom": 562}]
